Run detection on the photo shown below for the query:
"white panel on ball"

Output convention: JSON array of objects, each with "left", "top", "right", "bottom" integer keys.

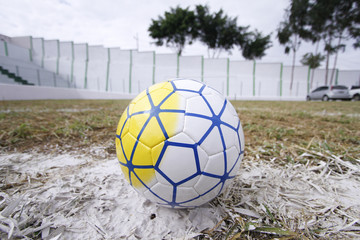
[
  {"left": 200, "top": 127, "right": 223, "bottom": 156},
  {"left": 159, "top": 145, "right": 197, "bottom": 184},
  {"left": 183, "top": 116, "right": 212, "bottom": 143},
  {"left": 173, "top": 78, "right": 204, "bottom": 91},
  {"left": 204, "top": 152, "right": 224, "bottom": 176},
  {"left": 185, "top": 96, "right": 212, "bottom": 117}
]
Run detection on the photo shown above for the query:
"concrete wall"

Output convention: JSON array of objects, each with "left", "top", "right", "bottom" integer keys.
[
  {"left": 0, "top": 83, "right": 135, "bottom": 100},
  {"left": 0, "top": 83, "right": 304, "bottom": 101},
  {"left": 3, "top": 35, "right": 359, "bottom": 101}
]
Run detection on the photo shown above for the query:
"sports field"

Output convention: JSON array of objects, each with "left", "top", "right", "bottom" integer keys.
[{"left": 0, "top": 100, "right": 359, "bottom": 239}]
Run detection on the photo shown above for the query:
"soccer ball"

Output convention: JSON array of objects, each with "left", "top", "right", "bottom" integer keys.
[{"left": 115, "top": 78, "right": 244, "bottom": 208}]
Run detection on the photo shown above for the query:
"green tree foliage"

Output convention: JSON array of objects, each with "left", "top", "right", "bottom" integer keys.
[
  {"left": 148, "top": 6, "right": 197, "bottom": 55},
  {"left": 195, "top": 5, "right": 252, "bottom": 58},
  {"left": 301, "top": 52, "right": 325, "bottom": 69},
  {"left": 279, "top": 0, "right": 359, "bottom": 87},
  {"left": 148, "top": 5, "right": 272, "bottom": 59},
  {"left": 301, "top": 52, "right": 325, "bottom": 88},
  {"left": 277, "top": 0, "right": 311, "bottom": 92},
  {"left": 242, "top": 31, "right": 272, "bottom": 60},
  {"left": 306, "top": 0, "right": 360, "bottom": 85}
]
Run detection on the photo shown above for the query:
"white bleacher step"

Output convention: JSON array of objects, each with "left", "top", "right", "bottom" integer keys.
[{"left": 0, "top": 73, "right": 19, "bottom": 85}]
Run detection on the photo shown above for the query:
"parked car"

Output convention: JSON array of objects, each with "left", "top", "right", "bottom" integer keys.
[
  {"left": 349, "top": 86, "right": 360, "bottom": 101},
  {"left": 306, "top": 85, "right": 351, "bottom": 101}
]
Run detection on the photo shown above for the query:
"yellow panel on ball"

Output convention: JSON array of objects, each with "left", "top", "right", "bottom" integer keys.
[
  {"left": 120, "top": 165, "right": 130, "bottom": 182},
  {"left": 161, "top": 81, "right": 174, "bottom": 92},
  {"left": 116, "top": 107, "right": 130, "bottom": 137},
  {"left": 159, "top": 112, "right": 184, "bottom": 138},
  {"left": 148, "top": 81, "right": 171, "bottom": 93},
  {"left": 149, "top": 88, "right": 173, "bottom": 106},
  {"left": 160, "top": 92, "right": 182, "bottom": 110},
  {"left": 133, "top": 168, "right": 156, "bottom": 189},
  {"left": 151, "top": 141, "right": 164, "bottom": 166},
  {"left": 129, "top": 113, "right": 150, "bottom": 139},
  {"left": 132, "top": 140, "right": 152, "bottom": 166},
  {"left": 119, "top": 132, "right": 136, "bottom": 163},
  {"left": 131, "top": 89, "right": 148, "bottom": 105},
  {"left": 115, "top": 138, "right": 126, "bottom": 164},
  {"left": 139, "top": 117, "right": 166, "bottom": 148},
  {"left": 131, "top": 94, "right": 152, "bottom": 114}
]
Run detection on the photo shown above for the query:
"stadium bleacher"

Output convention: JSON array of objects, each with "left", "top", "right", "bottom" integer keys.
[{"left": 0, "top": 37, "right": 72, "bottom": 88}]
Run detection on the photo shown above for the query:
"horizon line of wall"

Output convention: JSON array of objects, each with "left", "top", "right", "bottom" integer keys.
[{"left": 1, "top": 34, "right": 360, "bottom": 98}]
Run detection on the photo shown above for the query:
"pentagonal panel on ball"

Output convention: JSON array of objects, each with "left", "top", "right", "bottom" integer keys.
[
  {"left": 183, "top": 115, "right": 212, "bottom": 143},
  {"left": 143, "top": 189, "right": 168, "bottom": 205},
  {"left": 131, "top": 140, "right": 153, "bottom": 166},
  {"left": 160, "top": 90, "right": 186, "bottom": 111},
  {"left": 118, "top": 132, "right": 137, "bottom": 164},
  {"left": 194, "top": 175, "right": 221, "bottom": 197},
  {"left": 226, "top": 146, "right": 240, "bottom": 172},
  {"left": 175, "top": 186, "right": 199, "bottom": 203},
  {"left": 148, "top": 182, "right": 173, "bottom": 202},
  {"left": 116, "top": 107, "right": 130, "bottom": 137},
  {"left": 173, "top": 79, "right": 204, "bottom": 91},
  {"left": 176, "top": 145, "right": 208, "bottom": 187},
  {"left": 176, "top": 90, "right": 201, "bottom": 99},
  {"left": 200, "top": 127, "right": 224, "bottom": 156},
  {"left": 148, "top": 88, "right": 173, "bottom": 106},
  {"left": 158, "top": 144, "right": 198, "bottom": 184},
  {"left": 202, "top": 93, "right": 225, "bottom": 116},
  {"left": 220, "top": 104, "right": 239, "bottom": 128},
  {"left": 220, "top": 124, "right": 237, "bottom": 150},
  {"left": 148, "top": 81, "right": 172, "bottom": 94},
  {"left": 199, "top": 182, "right": 223, "bottom": 203},
  {"left": 138, "top": 117, "right": 166, "bottom": 148},
  {"left": 238, "top": 122, "right": 245, "bottom": 152},
  {"left": 203, "top": 152, "right": 225, "bottom": 176},
  {"left": 202, "top": 86, "right": 224, "bottom": 99},
  {"left": 128, "top": 113, "right": 150, "bottom": 140},
  {"left": 131, "top": 93, "right": 152, "bottom": 114},
  {"left": 185, "top": 96, "right": 212, "bottom": 117},
  {"left": 159, "top": 112, "right": 185, "bottom": 139},
  {"left": 180, "top": 195, "right": 207, "bottom": 207}
]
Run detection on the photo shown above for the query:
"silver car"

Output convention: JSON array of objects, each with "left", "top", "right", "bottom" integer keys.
[
  {"left": 349, "top": 86, "right": 360, "bottom": 101},
  {"left": 306, "top": 85, "right": 351, "bottom": 101}
]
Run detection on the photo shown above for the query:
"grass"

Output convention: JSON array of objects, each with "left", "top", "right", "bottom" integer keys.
[
  {"left": 0, "top": 100, "right": 130, "bottom": 153},
  {"left": 1, "top": 100, "right": 359, "bottom": 156},
  {"left": 0, "top": 99, "right": 359, "bottom": 172},
  {"left": 0, "top": 99, "right": 359, "bottom": 239},
  {"left": 231, "top": 101, "right": 360, "bottom": 163}
]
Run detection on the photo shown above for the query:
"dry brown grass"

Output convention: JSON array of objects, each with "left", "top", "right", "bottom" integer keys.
[
  {"left": 233, "top": 101, "right": 360, "bottom": 164},
  {"left": 1, "top": 100, "right": 359, "bottom": 163},
  {"left": 0, "top": 100, "right": 130, "bottom": 154}
]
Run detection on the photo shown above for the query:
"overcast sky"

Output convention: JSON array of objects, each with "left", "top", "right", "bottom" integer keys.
[{"left": 1, "top": 0, "right": 359, "bottom": 69}]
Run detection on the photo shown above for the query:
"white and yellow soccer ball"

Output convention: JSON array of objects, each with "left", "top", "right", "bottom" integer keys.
[{"left": 115, "top": 78, "right": 244, "bottom": 208}]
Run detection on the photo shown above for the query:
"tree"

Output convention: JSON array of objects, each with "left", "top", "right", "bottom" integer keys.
[
  {"left": 195, "top": 5, "right": 271, "bottom": 59},
  {"left": 242, "top": 31, "right": 272, "bottom": 60},
  {"left": 277, "top": 0, "right": 311, "bottom": 93},
  {"left": 307, "top": 0, "right": 360, "bottom": 85},
  {"left": 148, "top": 6, "right": 197, "bottom": 55},
  {"left": 195, "top": 5, "right": 243, "bottom": 58},
  {"left": 301, "top": 52, "right": 325, "bottom": 89},
  {"left": 149, "top": 5, "right": 272, "bottom": 59}
]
